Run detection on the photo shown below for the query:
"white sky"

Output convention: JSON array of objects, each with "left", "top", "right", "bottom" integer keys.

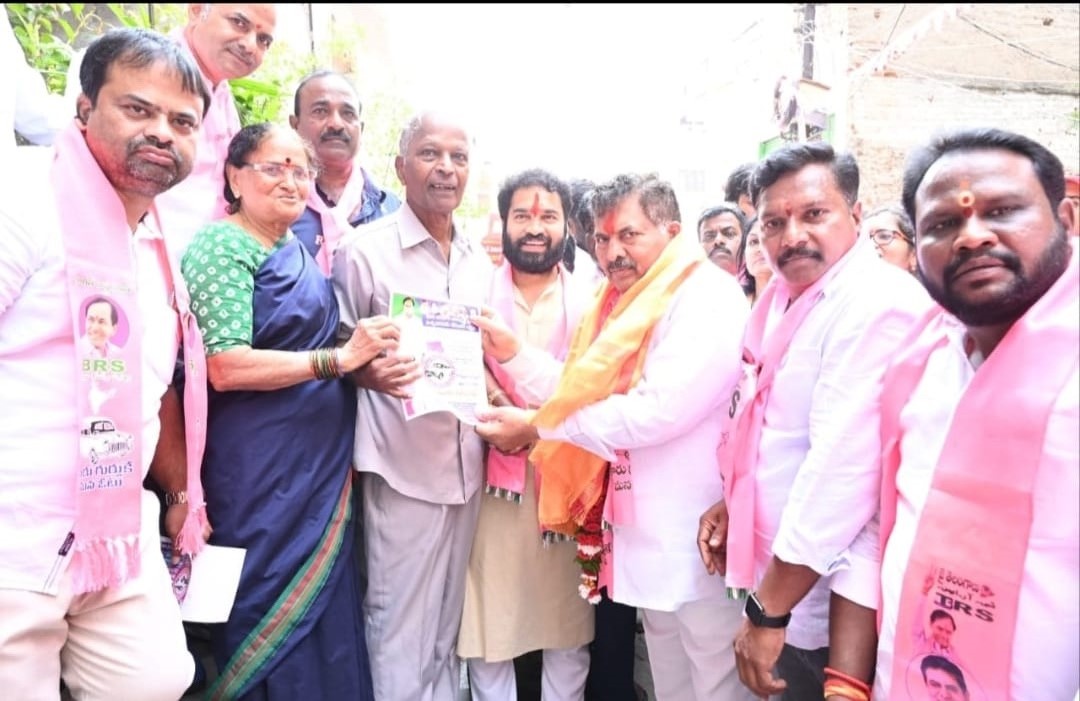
[{"left": 374, "top": 4, "right": 779, "bottom": 181}]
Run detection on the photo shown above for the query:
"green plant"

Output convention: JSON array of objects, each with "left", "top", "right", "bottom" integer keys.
[
  {"left": 7, "top": 3, "right": 91, "bottom": 94},
  {"left": 6, "top": 4, "right": 159, "bottom": 94},
  {"left": 231, "top": 37, "right": 315, "bottom": 127},
  {"left": 7, "top": 3, "right": 307, "bottom": 127}
]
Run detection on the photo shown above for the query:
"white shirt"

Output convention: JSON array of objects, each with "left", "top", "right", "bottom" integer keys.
[
  {"left": 0, "top": 175, "right": 179, "bottom": 593},
  {"left": 866, "top": 321, "right": 1080, "bottom": 700},
  {"left": 570, "top": 255, "right": 606, "bottom": 296},
  {"left": 757, "top": 242, "right": 933, "bottom": 650},
  {"left": 503, "top": 261, "right": 750, "bottom": 611}
]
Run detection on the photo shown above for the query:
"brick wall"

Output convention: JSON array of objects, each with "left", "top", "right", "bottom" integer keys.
[
  {"left": 850, "top": 76, "right": 1079, "bottom": 207},
  {"left": 840, "top": 3, "right": 1079, "bottom": 208}
]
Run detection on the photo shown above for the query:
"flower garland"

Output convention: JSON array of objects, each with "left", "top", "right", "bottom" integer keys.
[{"left": 574, "top": 468, "right": 609, "bottom": 604}]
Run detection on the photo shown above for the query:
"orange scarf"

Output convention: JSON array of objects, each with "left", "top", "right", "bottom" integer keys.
[{"left": 530, "top": 231, "right": 704, "bottom": 534}]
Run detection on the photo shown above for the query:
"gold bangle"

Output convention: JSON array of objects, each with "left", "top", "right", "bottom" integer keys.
[{"left": 487, "top": 389, "right": 508, "bottom": 404}]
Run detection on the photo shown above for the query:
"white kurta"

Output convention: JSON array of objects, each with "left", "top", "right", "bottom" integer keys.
[
  {"left": 501, "top": 262, "right": 750, "bottom": 612},
  {"left": 866, "top": 322, "right": 1080, "bottom": 700},
  {"left": 755, "top": 242, "right": 933, "bottom": 650}
]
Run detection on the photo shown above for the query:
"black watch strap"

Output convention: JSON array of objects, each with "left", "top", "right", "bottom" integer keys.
[{"left": 744, "top": 591, "right": 792, "bottom": 628}]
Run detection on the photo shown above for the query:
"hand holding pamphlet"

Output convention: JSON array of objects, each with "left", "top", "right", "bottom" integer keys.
[{"left": 390, "top": 292, "right": 487, "bottom": 424}]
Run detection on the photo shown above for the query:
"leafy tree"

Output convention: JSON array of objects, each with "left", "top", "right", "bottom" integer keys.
[
  {"left": 6, "top": 3, "right": 306, "bottom": 126},
  {"left": 6, "top": 3, "right": 488, "bottom": 229},
  {"left": 5, "top": 4, "right": 124, "bottom": 94}
]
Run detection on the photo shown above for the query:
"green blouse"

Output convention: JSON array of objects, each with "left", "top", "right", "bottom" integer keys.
[{"left": 181, "top": 220, "right": 289, "bottom": 355}]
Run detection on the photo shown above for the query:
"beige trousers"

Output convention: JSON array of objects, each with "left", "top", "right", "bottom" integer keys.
[{"left": 0, "top": 496, "right": 192, "bottom": 700}]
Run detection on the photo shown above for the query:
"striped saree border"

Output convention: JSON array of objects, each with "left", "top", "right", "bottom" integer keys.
[{"left": 208, "top": 473, "right": 353, "bottom": 700}]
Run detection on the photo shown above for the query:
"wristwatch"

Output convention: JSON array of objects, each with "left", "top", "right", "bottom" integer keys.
[{"left": 744, "top": 591, "right": 792, "bottom": 628}]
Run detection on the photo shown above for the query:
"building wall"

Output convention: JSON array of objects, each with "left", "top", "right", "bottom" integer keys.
[
  {"left": 839, "top": 3, "right": 1079, "bottom": 208},
  {"left": 673, "top": 4, "right": 805, "bottom": 217},
  {"left": 849, "top": 77, "right": 1079, "bottom": 207}
]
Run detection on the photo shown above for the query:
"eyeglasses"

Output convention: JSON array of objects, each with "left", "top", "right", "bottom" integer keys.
[
  {"left": 242, "top": 162, "right": 316, "bottom": 183},
  {"left": 868, "top": 229, "right": 912, "bottom": 247}
]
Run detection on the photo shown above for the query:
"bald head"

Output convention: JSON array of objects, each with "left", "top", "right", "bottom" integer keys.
[
  {"left": 398, "top": 110, "right": 471, "bottom": 157},
  {"left": 394, "top": 110, "right": 471, "bottom": 221}
]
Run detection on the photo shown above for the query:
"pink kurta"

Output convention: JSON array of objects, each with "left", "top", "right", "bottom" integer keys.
[{"left": 153, "top": 30, "right": 240, "bottom": 255}]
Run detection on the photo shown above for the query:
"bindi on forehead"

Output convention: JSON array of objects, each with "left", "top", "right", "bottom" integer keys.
[{"left": 529, "top": 192, "right": 541, "bottom": 217}]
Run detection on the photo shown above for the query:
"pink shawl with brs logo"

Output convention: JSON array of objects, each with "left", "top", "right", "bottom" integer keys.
[{"left": 52, "top": 122, "right": 209, "bottom": 593}]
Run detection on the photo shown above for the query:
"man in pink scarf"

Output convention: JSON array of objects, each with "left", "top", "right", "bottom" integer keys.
[
  {"left": 696, "top": 143, "right": 932, "bottom": 699},
  {"left": 61, "top": 4, "right": 278, "bottom": 255},
  {"left": 0, "top": 28, "right": 211, "bottom": 698},
  {"left": 289, "top": 69, "right": 401, "bottom": 275},
  {"left": 458, "top": 169, "right": 595, "bottom": 700},
  {"left": 155, "top": 4, "right": 277, "bottom": 256},
  {"left": 828, "top": 128, "right": 1079, "bottom": 701}
]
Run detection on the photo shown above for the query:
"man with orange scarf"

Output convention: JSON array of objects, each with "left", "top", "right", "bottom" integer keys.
[{"left": 475, "top": 173, "right": 755, "bottom": 700}]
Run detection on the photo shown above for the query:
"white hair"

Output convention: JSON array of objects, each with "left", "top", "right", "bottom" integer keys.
[{"left": 396, "top": 109, "right": 473, "bottom": 157}]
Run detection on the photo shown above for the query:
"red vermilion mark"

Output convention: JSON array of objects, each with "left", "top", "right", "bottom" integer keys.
[
  {"left": 600, "top": 212, "right": 616, "bottom": 234},
  {"left": 957, "top": 178, "right": 974, "bottom": 217},
  {"left": 958, "top": 190, "right": 975, "bottom": 217},
  {"left": 529, "top": 192, "right": 541, "bottom": 218}
]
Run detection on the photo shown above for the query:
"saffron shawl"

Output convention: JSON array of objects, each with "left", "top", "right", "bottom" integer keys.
[{"left": 530, "top": 231, "right": 704, "bottom": 534}]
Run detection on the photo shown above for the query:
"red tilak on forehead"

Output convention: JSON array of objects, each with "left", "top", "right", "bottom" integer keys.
[
  {"left": 529, "top": 192, "right": 541, "bottom": 217},
  {"left": 601, "top": 212, "right": 616, "bottom": 234},
  {"left": 958, "top": 179, "right": 975, "bottom": 217}
]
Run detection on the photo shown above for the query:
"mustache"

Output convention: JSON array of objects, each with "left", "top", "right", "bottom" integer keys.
[
  {"left": 777, "top": 246, "right": 823, "bottom": 267},
  {"left": 607, "top": 257, "right": 634, "bottom": 273},
  {"left": 128, "top": 136, "right": 179, "bottom": 166},
  {"left": 226, "top": 41, "right": 255, "bottom": 67},
  {"left": 943, "top": 247, "right": 1021, "bottom": 284},
  {"left": 517, "top": 233, "right": 551, "bottom": 247},
  {"left": 320, "top": 128, "right": 351, "bottom": 143},
  {"left": 709, "top": 244, "right": 733, "bottom": 257}
]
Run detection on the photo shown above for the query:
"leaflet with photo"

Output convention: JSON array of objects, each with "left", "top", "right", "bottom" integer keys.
[{"left": 390, "top": 292, "right": 487, "bottom": 424}]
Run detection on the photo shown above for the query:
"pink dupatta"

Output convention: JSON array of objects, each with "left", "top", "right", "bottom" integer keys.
[
  {"left": 718, "top": 246, "right": 857, "bottom": 596},
  {"left": 305, "top": 167, "right": 366, "bottom": 276},
  {"left": 53, "top": 123, "right": 209, "bottom": 593},
  {"left": 485, "top": 262, "right": 585, "bottom": 502},
  {"left": 878, "top": 244, "right": 1078, "bottom": 699}
]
